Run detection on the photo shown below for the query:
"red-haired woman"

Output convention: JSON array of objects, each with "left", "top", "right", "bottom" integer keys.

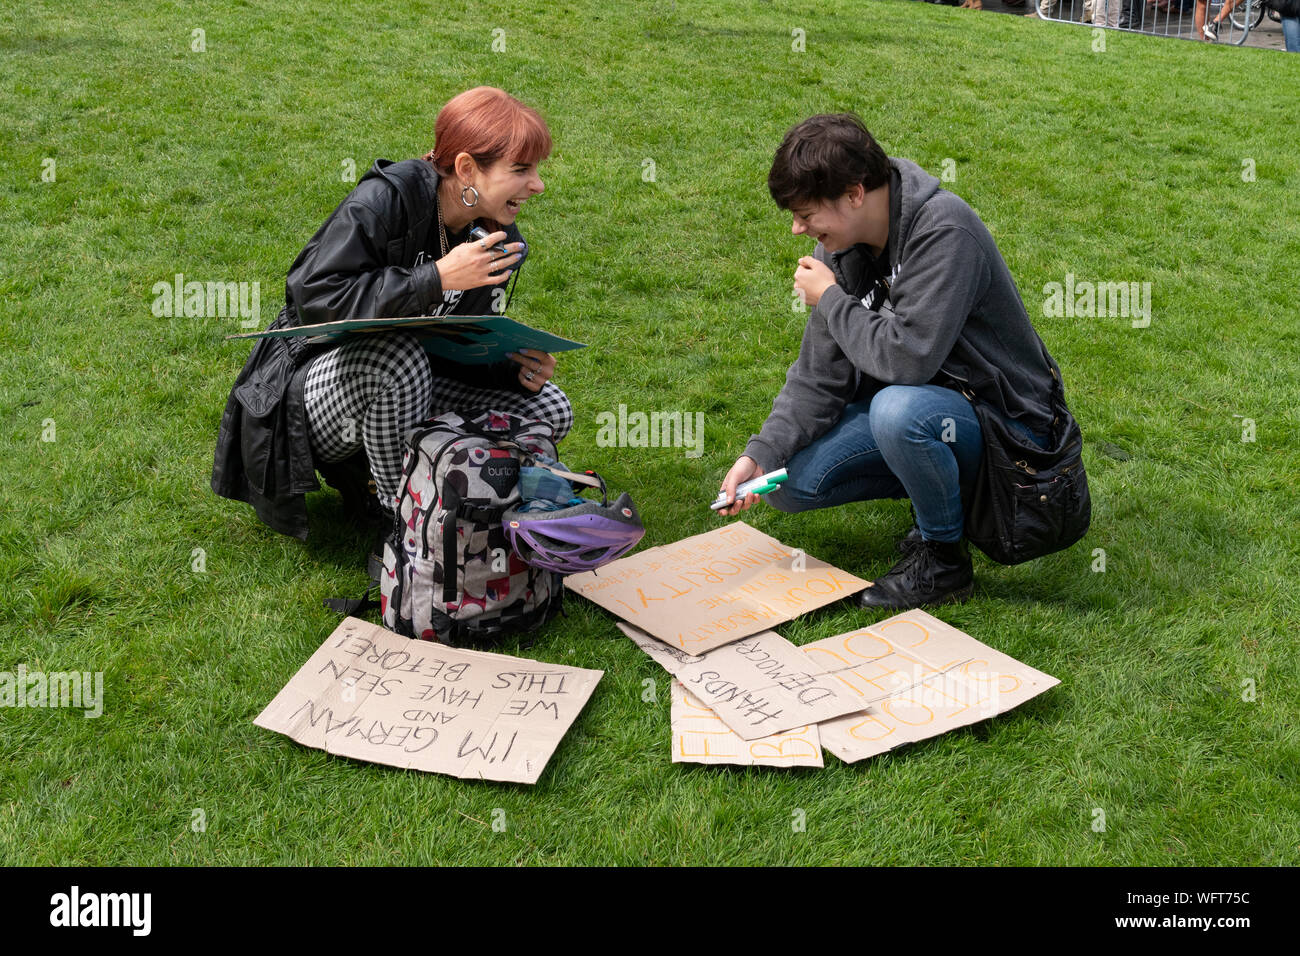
[{"left": 213, "top": 87, "right": 569, "bottom": 541}]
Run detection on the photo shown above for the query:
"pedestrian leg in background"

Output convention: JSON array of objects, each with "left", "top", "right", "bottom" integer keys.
[
  {"left": 1092, "top": 0, "right": 1123, "bottom": 27},
  {"left": 1280, "top": 13, "right": 1300, "bottom": 49}
]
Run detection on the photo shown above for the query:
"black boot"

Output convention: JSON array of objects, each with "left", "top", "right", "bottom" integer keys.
[
  {"left": 897, "top": 505, "right": 923, "bottom": 554},
  {"left": 317, "top": 452, "right": 379, "bottom": 529},
  {"left": 367, "top": 504, "right": 398, "bottom": 582},
  {"left": 858, "top": 538, "right": 974, "bottom": 610},
  {"left": 897, "top": 524, "right": 923, "bottom": 555}
]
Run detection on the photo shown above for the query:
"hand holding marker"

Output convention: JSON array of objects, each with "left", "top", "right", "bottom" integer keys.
[{"left": 711, "top": 468, "right": 789, "bottom": 512}]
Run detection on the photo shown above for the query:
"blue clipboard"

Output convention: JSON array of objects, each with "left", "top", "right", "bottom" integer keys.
[{"left": 228, "top": 314, "right": 584, "bottom": 365}]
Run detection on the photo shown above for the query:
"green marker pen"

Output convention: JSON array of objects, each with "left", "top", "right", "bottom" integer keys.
[{"left": 710, "top": 468, "right": 790, "bottom": 511}]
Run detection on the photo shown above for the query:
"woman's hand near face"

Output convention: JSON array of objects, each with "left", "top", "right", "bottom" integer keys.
[{"left": 436, "top": 231, "right": 524, "bottom": 291}]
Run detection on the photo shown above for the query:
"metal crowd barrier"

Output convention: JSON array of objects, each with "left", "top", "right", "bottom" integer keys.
[{"left": 1033, "top": 0, "right": 1274, "bottom": 46}]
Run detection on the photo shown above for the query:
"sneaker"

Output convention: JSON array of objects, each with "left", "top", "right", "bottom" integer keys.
[
  {"left": 858, "top": 538, "right": 974, "bottom": 611},
  {"left": 1203, "top": 20, "right": 1219, "bottom": 39}
]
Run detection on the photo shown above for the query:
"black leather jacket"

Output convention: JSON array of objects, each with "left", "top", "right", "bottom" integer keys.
[{"left": 210, "top": 158, "right": 526, "bottom": 539}]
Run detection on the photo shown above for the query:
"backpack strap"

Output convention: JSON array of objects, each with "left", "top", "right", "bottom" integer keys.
[
  {"left": 459, "top": 503, "right": 506, "bottom": 523},
  {"left": 429, "top": 577, "right": 563, "bottom": 648},
  {"left": 440, "top": 480, "right": 461, "bottom": 604},
  {"left": 323, "top": 551, "right": 383, "bottom": 615},
  {"left": 323, "top": 588, "right": 379, "bottom": 616}
]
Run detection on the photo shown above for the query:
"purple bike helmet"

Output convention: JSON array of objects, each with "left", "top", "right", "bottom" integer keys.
[{"left": 503, "top": 484, "right": 645, "bottom": 575}]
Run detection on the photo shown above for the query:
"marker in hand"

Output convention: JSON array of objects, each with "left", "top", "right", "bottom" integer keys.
[{"left": 711, "top": 468, "right": 789, "bottom": 511}]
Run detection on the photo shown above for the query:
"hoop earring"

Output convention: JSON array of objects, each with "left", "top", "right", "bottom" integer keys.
[{"left": 460, "top": 185, "right": 480, "bottom": 208}]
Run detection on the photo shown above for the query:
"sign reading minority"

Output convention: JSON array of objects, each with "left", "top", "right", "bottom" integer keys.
[{"left": 567, "top": 522, "right": 868, "bottom": 653}]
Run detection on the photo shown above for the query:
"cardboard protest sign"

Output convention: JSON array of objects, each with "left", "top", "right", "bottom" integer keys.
[
  {"left": 567, "top": 522, "right": 868, "bottom": 654},
  {"left": 670, "top": 680, "right": 822, "bottom": 768},
  {"left": 254, "top": 617, "right": 602, "bottom": 784},
  {"left": 619, "top": 622, "right": 867, "bottom": 739},
  {"left": 798, "top": 609, "right": 1058, "bottom": 764}
]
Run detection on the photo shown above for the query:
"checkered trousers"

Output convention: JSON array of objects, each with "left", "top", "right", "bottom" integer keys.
[{"left": 303, "top": 332, "right": 573, "bottom": 506}]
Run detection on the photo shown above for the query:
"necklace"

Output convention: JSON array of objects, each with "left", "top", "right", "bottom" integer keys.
[{"left": 435, "top": 189, "right": 449, "bottom": 258}]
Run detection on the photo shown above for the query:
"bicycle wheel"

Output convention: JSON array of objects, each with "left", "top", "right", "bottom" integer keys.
[{"left": 1229, "top": 0, "right": 1266, "bottom": 30}]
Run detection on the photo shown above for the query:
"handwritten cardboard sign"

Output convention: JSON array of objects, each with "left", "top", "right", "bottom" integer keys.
[
  {"left": 670, "top": 680, "right": 822, "bottom": 768},
  {"left": 799, "top": 609, "right": 1058, "bottom": 764},
  {"left": 254, "top": 617, "right": 603, "bottom": 784},
  {"left": 619, "top": 622, "right": 865, "bottom": 739},
  {"left": 567, "top": 522, "right": 868, "bottom": 653}
]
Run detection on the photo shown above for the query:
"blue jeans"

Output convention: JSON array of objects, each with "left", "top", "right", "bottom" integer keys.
[
  {"left": 766, "top": 384, "right": 1040, "bottom": 544},
  {"left": 1283, "top": 16, "right": 1300, "bottom": 54}
]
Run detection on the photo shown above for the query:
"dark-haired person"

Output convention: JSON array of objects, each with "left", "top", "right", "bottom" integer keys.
[
  {"left": 718, "top": 114, "right": 1070, "bottom": 610},
  {"left": 213, "top": 87, "right": 569, "bottom": 541}
]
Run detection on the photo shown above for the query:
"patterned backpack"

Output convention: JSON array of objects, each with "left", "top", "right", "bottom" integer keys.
[{"left": 380, "top": 409, "right": 563, "bottom": 645}]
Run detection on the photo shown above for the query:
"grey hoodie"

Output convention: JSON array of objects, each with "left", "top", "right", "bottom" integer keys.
[{"left": 744, "top": 157, "right": 1063, "bottom": 471}]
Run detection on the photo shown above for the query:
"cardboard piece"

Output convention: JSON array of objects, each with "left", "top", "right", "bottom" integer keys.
[
  {"left": 254, "top": 617, "right": 602, "bottom": 784},
  {"left": 567, "top": 522, "right": 868, "bottom": 654},
  {"left": 670, "top": 680, "right": 822, "bottom": 767},
  {"left": 799, "top": 609, "right": 1059, "bottom": 764},
  {"left": 229, "top": 313, "right": 585, "bottom": 365},
  {"left": 619, "top": 622, "right": 865, "bottom": 739}
]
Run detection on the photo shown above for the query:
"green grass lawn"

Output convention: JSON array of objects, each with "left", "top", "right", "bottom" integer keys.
[{"left": 2, "top": 0, "right": 1298, "bottom": 866}]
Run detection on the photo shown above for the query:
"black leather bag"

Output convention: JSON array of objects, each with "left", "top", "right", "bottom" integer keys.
[{"left": 963, "top": 378, "right": 1091, "bottom": 565}]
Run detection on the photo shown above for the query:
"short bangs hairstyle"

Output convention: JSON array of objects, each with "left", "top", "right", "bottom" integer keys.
[
  {"left": 768, "top": 113, "right": 889, "bottom": 210},
  {"left": 426, "top": 87, "right": 552, "bottom": 174}
]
